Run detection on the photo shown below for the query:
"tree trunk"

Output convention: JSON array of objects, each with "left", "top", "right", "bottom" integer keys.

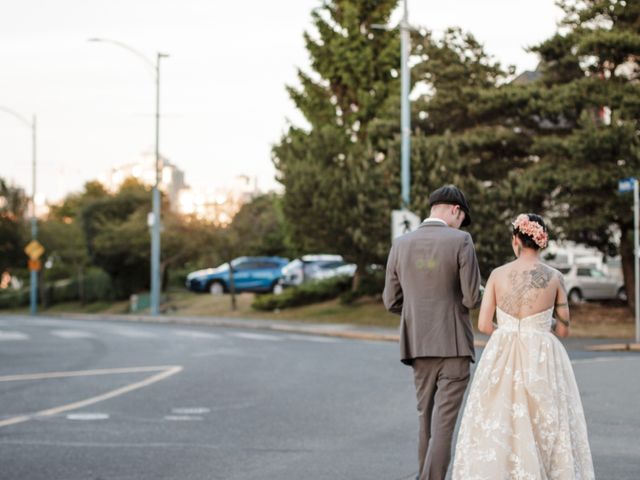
[
  {"left": 78, "top": 265, "right": 85, "bottom": 305},
  {"left": 351, "top": 264, "right": 364, "bottom": 292},
  {"left": 620, "top": 230, "right": 634, "bottom": 311},
  {"left": 228, "top": 261, "right": 237, "bottom": 311}
]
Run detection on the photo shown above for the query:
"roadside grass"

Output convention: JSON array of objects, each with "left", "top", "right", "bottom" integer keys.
[{"left": 2, "top": 288, "right": 635, "bottom": 338}]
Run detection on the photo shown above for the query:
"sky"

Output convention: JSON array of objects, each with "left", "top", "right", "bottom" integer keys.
[{"left": 0, "top": 0, "right": 565, "bottom": 204}]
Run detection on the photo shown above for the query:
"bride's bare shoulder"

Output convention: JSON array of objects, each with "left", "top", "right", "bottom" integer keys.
[
  {"left": 490, "top": 261, "right": 518, "bottom": 278},
  {"left": 538, "top": 262, "right": 564, "bottom": 282}
]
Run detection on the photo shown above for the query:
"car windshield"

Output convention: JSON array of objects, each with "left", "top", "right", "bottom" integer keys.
[{"left": 215, "top": 258, "right": 246, "bottom": 270}]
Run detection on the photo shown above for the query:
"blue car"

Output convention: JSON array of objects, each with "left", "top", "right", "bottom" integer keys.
[{"left": 185, "top": 256, "right": 289, "bottom": 295}]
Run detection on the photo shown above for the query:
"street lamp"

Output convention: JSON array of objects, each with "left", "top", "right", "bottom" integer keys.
[
  {"left": 0, "top": 106, "right": 37, "bottom": 315},
  {"left": 89, "top": 38, "right": 168, "bottom": 316},
  {"left": 373, "top": 0, "right": 412, "bottom": 209}
]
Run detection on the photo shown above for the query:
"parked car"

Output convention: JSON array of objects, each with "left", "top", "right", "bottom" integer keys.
[
  {"left": 557, "top": 265, "right": 626, "bottom": 304},
  {"left": 186, "top": 256, "right": 289, "bottom": 295},
  {"left": 281, "top": 254, "right": 357, "bottom": 286}
]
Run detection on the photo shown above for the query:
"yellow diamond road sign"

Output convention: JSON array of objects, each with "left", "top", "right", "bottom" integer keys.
[{"left": 24, "top": 240, "right": 45, "bottom": 260}]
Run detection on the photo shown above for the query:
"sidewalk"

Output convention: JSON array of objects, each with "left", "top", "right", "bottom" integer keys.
[{"left": 40, "top": 312, "right": 639, "bottom": 352}]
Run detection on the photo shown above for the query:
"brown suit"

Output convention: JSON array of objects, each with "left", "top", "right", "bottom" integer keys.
[{"left": 383, "top": 220, "right": 481, "bottom": 480}]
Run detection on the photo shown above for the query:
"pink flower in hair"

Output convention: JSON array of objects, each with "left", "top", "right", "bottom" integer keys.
[{"left": 512, "top": 214, "right": 548, "bottom": 249}]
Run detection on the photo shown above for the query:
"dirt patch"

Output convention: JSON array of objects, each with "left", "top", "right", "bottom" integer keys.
[{"left": 570, "top": 301, "right": 633, "bottom": 324}]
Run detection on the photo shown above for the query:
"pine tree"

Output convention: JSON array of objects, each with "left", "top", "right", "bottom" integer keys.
[
  {"left": 273, "top": 0, "right": 400, "bottom": 288},
  {"left": 522, "top": 0, "right": 640, "bottom": 307},
  {"left": 393, "top": 28, "right": 526, "bottom": 277}
]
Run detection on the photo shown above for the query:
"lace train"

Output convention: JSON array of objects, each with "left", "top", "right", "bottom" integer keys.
[{"left": 452, "top": 307, "right": 595, "bottom": 480}]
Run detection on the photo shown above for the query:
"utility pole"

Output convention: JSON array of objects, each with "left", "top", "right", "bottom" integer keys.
[
  {"left": 89, "top": 39, "right": 168, "bottom": 316},
  {"left": 372, "top": 0, "right": 412, "bottom": 209},
  {"left": 400, "top": 0, "right": 411, "bottom": 209},
  {"left": 150, "top": 52, "right": 168, "bottom": 316},
  {"left": 0, "top": 107, "right": 39, "bottom": 315},
  {"left": 30, "top": 115, "right": 37, "bottom": 315}
]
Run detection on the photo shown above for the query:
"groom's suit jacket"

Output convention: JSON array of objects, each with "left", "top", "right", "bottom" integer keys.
[{"left": 383, "top": 221, "right": 482, "bottom": 365}]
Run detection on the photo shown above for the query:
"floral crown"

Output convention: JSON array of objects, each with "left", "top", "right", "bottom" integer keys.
[{"left": 512, "top": 214, "right": 548, "bottom": 249}]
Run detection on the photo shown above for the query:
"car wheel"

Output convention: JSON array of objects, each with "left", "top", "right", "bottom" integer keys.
[
  {"left": 272, "top": 282, "right": 284, "bottom": 295},
  {"left": 568, "top": 288, "right": 583, "bottom": 305},
  {"left": 209, "top": 282, "right": 224, "bottom": 296},
  {"left": 617, "top": 287, "right": 627, "bottom": 302}
]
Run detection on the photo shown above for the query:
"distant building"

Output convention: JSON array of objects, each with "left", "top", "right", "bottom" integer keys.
[
  {"left": 511, "top": 69, "right": 541, "bottom": 86},
  {"left": 176, "top": 175, "right": 261, "bottom": 225},
  {"left": 102, "top": 152, "right": 187, "bottom": 210},
  {"left": 102, "top": 153, "right": 262, "bottom": 224}
]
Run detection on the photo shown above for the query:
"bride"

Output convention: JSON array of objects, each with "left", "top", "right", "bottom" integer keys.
[{"left": 452, "top": 214, "right": 595, "bottom": 480}]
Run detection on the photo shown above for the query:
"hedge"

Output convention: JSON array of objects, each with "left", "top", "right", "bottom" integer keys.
[{"left": 251, "top": 275, "right": 352, "bottom": 311}]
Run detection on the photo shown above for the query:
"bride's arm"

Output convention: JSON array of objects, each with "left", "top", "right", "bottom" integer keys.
[
  {"left": 553, "top": 273, "right": 570, "bottom": 338},
  {"left": 477, "top": 273, "right": 497, "bottom": 335}
]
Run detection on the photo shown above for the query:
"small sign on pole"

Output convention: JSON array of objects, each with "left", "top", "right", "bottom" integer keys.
[
  {"left": 618, "top": 177, "right": 635, "bottom": 193},
  {"left": 619, "top": 177, "right": 640, "bottom": 344},
  {"left": 24, "top": 240, "right": 45, "bottom": 260},
  {"left": 391, "top": 209, "right": 421, "bottom": 240},
  {"left": 28, "top": 259, "right": 42, "bottom": 272}
]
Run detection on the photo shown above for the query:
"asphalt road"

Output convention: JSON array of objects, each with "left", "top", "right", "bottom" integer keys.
[{"left": 0, "top": 314, "right": 638, "bottom": 480}]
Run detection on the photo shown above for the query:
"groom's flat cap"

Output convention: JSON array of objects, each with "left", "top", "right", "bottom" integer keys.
[{"left": 429, "top": 185, "right": 472, "bottom": 227}]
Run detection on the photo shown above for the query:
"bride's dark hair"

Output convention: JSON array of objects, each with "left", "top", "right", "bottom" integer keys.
[{"left": 512, "top": 213, "right": 547, "bottom": 251}]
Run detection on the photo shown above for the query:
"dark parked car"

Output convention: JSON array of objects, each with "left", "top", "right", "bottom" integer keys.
[{"left": 185, "top": 256, "right": 289, "bottom": 295}]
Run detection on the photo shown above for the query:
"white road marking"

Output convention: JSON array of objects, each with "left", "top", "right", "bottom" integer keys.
[
  {"left": 66, "top": 413, "right": 109, "bottom": 420},
  {"left": 230, "top": 332, "right": 282, "bottom": 342},
  {"left": 171, "top": 407, "right": 210, "bottom": 415},
  {"left": 173, "top": 330, "right": 222, "bottom": 340},
  {"left": 50, "top": 329, "right": 96, "bottom": 339},
  {"left": 112, "top": 327, "right": 157, "bottom": 338},
  {"left": 23, "top": 319, "right": 71, "bottom": 327},
  {"left": 164, "top": 415, "right": 203, "bottom": 421},
  {"left": 0, "top": 365, "right": 178, "bottom": 383},
  {"left": 190, "top": 348, "right": 246, "bottom": 358},
  {"left": 0, "top": 365, "right": 183, "bottom": 429},
  {"left": 285, "top": 334, "right": 341, "bottom": 343},
  {"left": 0, "top": 330, "right": 29, "bottom": 341}
]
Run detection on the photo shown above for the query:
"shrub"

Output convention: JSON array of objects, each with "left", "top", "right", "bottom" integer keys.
[
  {"left": 339, "top": 270, "right": 386, "bottom": 304},
  {"left": 252, "top": 275, "right": 352, "bottom": 311},
  {"left": 0, "top": 268, "right": 114, "bottom": 309}
]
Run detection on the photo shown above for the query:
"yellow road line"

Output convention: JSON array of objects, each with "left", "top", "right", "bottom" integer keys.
[{"left": 0, "top": 365, "right": 182, "bottom": 429}]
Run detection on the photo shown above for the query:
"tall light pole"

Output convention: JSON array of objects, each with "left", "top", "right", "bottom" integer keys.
[
  {"left": 373, "top": 0, "right": 412, "bottom": 209},
  {"left": 399, "top": 0, "right": 411, "bottom": 209},
  {"left": 0, "top": 107, "right": 38, "bottom": 315},
  {"left": 89, "top": 38, "right": 168, "bottom": 316}
]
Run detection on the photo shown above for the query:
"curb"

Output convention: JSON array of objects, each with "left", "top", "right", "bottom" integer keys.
[
  {"left": 44, "top": 312, "right": 402, "bottom": 343},
  {"left": 33, "top": 312, "right": 494, "bottom": 347},
  {"left": 585, "top": 343, "right": 640, "bottom": 352},
  {"left": 6, "top": 313, "right": 629, "bottom": 351}
]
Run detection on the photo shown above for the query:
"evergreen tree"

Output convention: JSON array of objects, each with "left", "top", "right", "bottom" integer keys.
[
  {"left": 522, "top": 0, "right": 640, "bottom": 307},
  {"left": 0, "top": 178, "right": 28, "bottom": 272},
  {"left": 273, "top": 0, "right": 400, "bottom": 289},
  {"left": 397, "top": 28, "right": 526, "bottom": 277}
]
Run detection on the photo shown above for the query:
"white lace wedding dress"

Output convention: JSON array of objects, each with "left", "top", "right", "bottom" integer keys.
[{"left": 452, "top": 306, "right": 595, "bottom": 480}]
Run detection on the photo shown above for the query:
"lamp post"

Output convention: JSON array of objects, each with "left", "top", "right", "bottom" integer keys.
[
  {"left": 399, "top": 0, "right": 411, "bottom": 209},
  {"left": 89, "top": 38, "right": 168, "bottom": 316},
  {"left": 373, "top": 0, "right": 412, "bottom": 209},
  {"left": 0, "top": 107, "right": 37, "bottom": 315}
]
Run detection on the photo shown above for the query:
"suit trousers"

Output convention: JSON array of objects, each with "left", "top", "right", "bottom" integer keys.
[{"left": 412, "top": 356, "right": 470, "bottom": 480}]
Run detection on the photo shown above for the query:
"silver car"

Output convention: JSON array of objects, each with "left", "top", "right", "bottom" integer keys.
[
  {"left": 281, "top": 254, "right": 357, "bottom": 286},
  {"left": 558, "top": 265, "right": 626, "bottom": 304}
]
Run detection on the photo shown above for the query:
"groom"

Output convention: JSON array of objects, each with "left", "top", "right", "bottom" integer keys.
[{"left": 383, "top": 185, "right": 481, "bottom": 480}]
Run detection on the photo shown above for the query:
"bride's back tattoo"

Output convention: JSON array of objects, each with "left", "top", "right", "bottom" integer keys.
[{"left": 499, "top": 263, "right": 555, "bottom": 316}]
